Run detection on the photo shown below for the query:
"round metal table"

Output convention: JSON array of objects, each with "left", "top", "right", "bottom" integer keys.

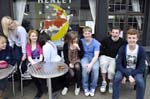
[
  {"left": 29, "top": 62, "right": 68, "bottom": 99},
  {"left": 0, "top": 65, "right": 15, "bottom": 80}
]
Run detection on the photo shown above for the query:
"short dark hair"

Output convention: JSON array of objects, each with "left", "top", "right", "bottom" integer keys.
[{"left": 112, "top": 26, "right": 120, "bottom": 31}]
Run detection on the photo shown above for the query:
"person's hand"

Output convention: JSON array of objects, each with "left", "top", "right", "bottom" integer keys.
[
  {"left": 129, "top": 75, "right": 135, "bottom": 84},
  {"left": 121, "top": 77, "right": 127, "bottom": 84},
  {"left": 73, "top": 43, "right": 80, "bottom": 50},
  {"left": 31, "top": 61, "right": 36, "bottom": 65},
  {"left": 22, "top": 55, "right": 26, "bottom": 61},
  {"left": 69, "top": 63, "right": 74, "bottom": 68},
  {"left": 87, "top": 63, "right": 92, "bottom": 73}
]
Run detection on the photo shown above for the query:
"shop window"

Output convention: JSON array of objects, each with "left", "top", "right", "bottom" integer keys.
[
  {"left": 13, "top": 0, "right": 93, "bottom": 47},
  {"left": 108, "top": 0, "right": 145, "bottom": 41}
]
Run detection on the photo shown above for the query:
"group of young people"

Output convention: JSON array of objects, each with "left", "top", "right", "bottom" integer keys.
[
  {"left": 0, "top": 15, "right": 146, "bottom": 99},
  {"left": 0, "top": 16, "right": 61, "bottom": 99},
  {"left": 61, "top": 26, "right": 146, "bottom": 99},
  {"left": 61, "top": 27, "right": 100, "bottom": 97}
]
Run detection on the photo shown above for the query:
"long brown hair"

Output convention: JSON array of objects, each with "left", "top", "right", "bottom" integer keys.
[{"left": 65, "top": 31, "right": 79, "bottom": 45}]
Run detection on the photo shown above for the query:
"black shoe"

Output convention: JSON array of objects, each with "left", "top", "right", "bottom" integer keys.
[{"left": 34, "top": 91, "right": 43, "bottom": 99}]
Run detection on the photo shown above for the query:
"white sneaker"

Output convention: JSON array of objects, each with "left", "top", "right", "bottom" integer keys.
[
  {"left": 108, "top": 83, "right": 113, "bottom": 93},
  {"left": 75, "top": 87, "right": 80, "bottom": 96},
  {"left": 84, "top": 89, "right": 90, "bottom": 96},
  {"left": 61, "top": 87, "right": 68, "bottom": 95},
  {"left": 89, "top": 88, "right": 95, "bottom": 96},
  {"left": 100, "top": 81, "right": 107, "bottom": 93}
]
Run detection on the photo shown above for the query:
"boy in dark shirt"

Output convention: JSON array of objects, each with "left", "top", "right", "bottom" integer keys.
[{"left": 99, "top": 27, "right": 126, "bottom": 93}]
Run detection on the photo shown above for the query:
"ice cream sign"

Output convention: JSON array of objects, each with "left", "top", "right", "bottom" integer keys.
[{"left": 42, "top": 4, "right": 69, "bottom": 41}]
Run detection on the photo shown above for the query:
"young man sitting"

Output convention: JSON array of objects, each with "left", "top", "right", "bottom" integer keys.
[{"left": 112, "top": 28, "right": 146, "bottom": 99}]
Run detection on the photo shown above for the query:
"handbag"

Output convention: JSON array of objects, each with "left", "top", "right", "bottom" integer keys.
[{"left": 0, "top": 61, "right": 8, "bottom": 69}]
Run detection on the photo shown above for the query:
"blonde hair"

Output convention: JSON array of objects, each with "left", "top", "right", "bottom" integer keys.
[
  {"left": 82, "top": 26, "right": 92, "bottom": 33},
  {"left": 0, "top": 34, "right": 7, "bottom": 44},
  {"left": 28, "top": 30, "right": 38, "bottom": 44},
  {"left": 1, "top": 16, "right": 12, "bottom": 37}
]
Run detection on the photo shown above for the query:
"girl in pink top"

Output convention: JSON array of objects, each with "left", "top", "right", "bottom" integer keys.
[
  {"left": 26, "top": 30, "right": 43, "bottom": 65},
  {"left": 26, "top": 30, "right": 46, "bottom": 99}
]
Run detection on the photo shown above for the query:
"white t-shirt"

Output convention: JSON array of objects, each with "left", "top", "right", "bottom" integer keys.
[
  {"left": 43, "top": 40, "right": 61, "bottom": 62},
  {"left": 126, "top": 44, "right": 139, "bottom": 69}
]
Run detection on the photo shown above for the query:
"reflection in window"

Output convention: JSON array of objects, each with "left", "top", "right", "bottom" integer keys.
[
  {"left": 108, "top": 0, "right": 126, "bottom": 13},
  {"left": 129, "top": 0, "right": 145, "bottom": 13},
  {"left": 108, "top": 0, "right": 145, "bottom": 40},
  {"left": 108, "top": 15, "right": 125, "bottom": 31},
  {"left": 127, "top": 15, "right": 144, "bottom": 30}
]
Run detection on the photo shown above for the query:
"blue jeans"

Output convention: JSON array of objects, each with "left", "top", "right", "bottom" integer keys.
[
  {"left": 113, "top": 71, "right": 145, "bottom": 99},
  {"left": 81, "top": 57, "right": 99, "bottom": 90}
]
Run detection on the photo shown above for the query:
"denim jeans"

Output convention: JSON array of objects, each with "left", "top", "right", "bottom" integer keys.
[
  {"left": 81, "top": 57, "right": 99, "bottom": 90},
  {"left": 113, "top": 71, "right": 145, "bottom": 99}
]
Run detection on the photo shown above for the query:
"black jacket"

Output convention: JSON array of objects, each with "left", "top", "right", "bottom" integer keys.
[
  {"left": 0, "top": 45, "right": 16, "bottom": 66},
  {"left": 63, "top": 40, "right": 84, "bottom": 65}
]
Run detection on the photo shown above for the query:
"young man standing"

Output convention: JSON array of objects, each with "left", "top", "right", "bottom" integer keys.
[
  {"left": 113, "top": 28, "right": 146, "bottom": 99},
  {"left": 99, "top": 27, "right": 126, "bottom": 93}
]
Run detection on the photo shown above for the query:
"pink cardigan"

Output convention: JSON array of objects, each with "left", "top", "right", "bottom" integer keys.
[{"left": 26, "top": 43, "right": 43, "bottom": 57}]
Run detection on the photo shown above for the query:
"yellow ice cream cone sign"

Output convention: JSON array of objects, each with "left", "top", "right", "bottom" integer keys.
[{"left": 49, "top": 4, "right": 69, "bottom": 41}]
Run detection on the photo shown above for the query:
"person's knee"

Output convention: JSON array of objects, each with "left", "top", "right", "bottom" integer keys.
[
  {"left": 82, "top": 68, "right": 88, "bottom": 77},
  {"left": 92, "top": 67, "right": 99, "bottom": 74},
  {"left": 82, "top": 66, "right": 87, "bottom": 72},
  {"left": 113, "top": 77, "right": 121, "bottom": 83},
  {"left": 74, "top": 63, "right": 81, "bottom": 71},
  {"left": 92, "top": 66, "right": 99, "bottom": 77},
  {"left": 100, "top": 64, "right": 107, "bottom": 73},
  {"left": 108, "top": 68, "right": 115, "bottom": 76},
  {"left": 100, "top": 60, "right": 107, "bottom": 66},
  {"left": 113, "top": 72, "right": 122, "bottom": 83},
  {"left": 135, "top": 75, "right": 145, "bottom": 88}
]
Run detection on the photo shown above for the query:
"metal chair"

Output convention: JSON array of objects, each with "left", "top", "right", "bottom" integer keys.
[
  {"left": 7, "top": 63, "right": 17, "bottom": 96},
  {"left": 146, "top": 56, "right": 150, "bottom": 75},
  {"left": 19, "top": 61, "right": 32, "bottom": 96}
]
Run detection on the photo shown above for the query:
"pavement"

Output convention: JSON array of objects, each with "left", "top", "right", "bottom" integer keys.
[{"left": 5, "top": 74, "right": 150, "bottom": 99}]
